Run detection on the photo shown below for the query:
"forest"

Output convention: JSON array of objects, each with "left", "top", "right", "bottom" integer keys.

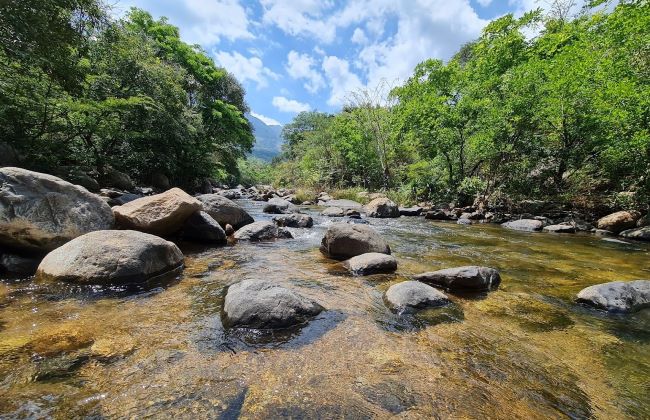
[{"left": 258, "top": 0, "right": 649, "bottom": 209}]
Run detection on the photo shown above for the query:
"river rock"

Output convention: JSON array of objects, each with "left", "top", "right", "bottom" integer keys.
[
  {"left": 502, "top": 219, "right": 544, "bottom": 232},
  {"left": 322, "top": 199, "right": 362, "bottom": 209},
  {"left": 181, "top": 211, "right": 226, "bottom": 244},
  {"left": 37, "top": 230, "right": 183, "bottom": 285},
  {"left": 233, "top": 221, "right": 292, "bottom": 241},
  {"left": 597, "top": 211, "right": 641, "bottom": 234},
  {"left": 320, "top": 223, "right": 391, "bottom": 260},
  {"left": 413, "top": 266, "right": 501, "bottom": 291},
  {"left": 576, "top": 280, "right": 650, "bottom": 313},
  {"left": 424, "top": 210, "right": 454, "bottom": 221},
  {"left": 385, "top": 281, "right": 450, "bottom": 311},
  {"left": 0, "top": 252, "right": 41, "bottom": 275},
  {"left": 399, "top": 207, "right": 423, "bottom": 216},
  {"left": 365, "top": 197, "right": 400, "bottom": 218},
  {"left": 224, "top": 224, "right": 235, "bottom": 236},
  {"left": 196, "top": 194, "right": 254, "bottom": 230},
  {"left": 112, "top": 188, "right": 201, "bottom": 236},
  {"left": 457, "top": 218, "right": 472, "bottom": 225},
  {"left": 223, "top": 279, "right": 324, "bottom": 329},
  {"left": 0, "top": 167, "right": 114, "bottom": 252},
  {"left": 111, "top": 193, "right": 142, "bottom": 206},
  {"left": 322, "top": 207, "right": 345, "bottom": 217},
  {"left": 344, "top": 252, "right": 397, "bottom": 275},
  {"left": 273, "top": 213, "right": 313, "bottom": 228},
  {"left": 543, "top": 224, "right": 576, "bottom": 233},
  {"left": 263, "top": 197, "right": 297, "bottom": 214},
  {"left": 100, "top": 167, "right": 134, "bottom": 191},
  {"left": 618, "top": 226, "right": 650, "bottom": 242}
]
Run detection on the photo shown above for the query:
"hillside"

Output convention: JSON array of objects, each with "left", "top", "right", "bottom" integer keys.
[{"left": 246, "top": 113, "right": 283, "bottom": 161}]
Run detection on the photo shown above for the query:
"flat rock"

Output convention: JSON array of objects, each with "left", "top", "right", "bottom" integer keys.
[
  {"left": 385, "top": 281, "right": 450, "bottom": 311},
  {"left": 576, "top": 280, "right": 650, "bottom": 313},
  {"left": 413, "top": 266, "right": 501, "bottom": 291},
  {"left": 197, "top": 194, "right": 254, "bottom": 230},
  {"left": 0, "top": 167, "right": 114, "bottom": 252},
  {"left": 321, "top": 199, "right": 362, "bottom": 209},
  {"left": 345, "top": 252, "right": 397, "bottom": 275},
  {"left": 181, "top": 211, "right": 226, "bottom": 244},
  {"left": 365, "top": 197, "right": 400, "bottom": 218},
  {"left": 619, "top": 226, "right": 650, "bottom": 242},
  {"left": 322, "top": 207, "right": 345, "bottom": 217},
  {"left": 543, "top": 224, "right": 576, "bottom": 233},
  {"left": 233, "top": 221, "right": 292, "bottom": 241},
  {"left": 399, "top": 207, "right": 423, "bottom": 216},
  {"left": 502, "top": 219, "right": 544, "bottom": 232},
  {"left": 320, "top": 223, "right": 391, "bottom": 260},
  {"left": 273, "top": 213, "right": 313, "bottom": 228},
  {"left": 113, "top": 188, "right": 201, "bottom": 236},
  {"left": 37, "top": 230, "right": 183, "bottom": 285},
  {"left": 223, "top": 279, "right": 324, "bottom": 329}
]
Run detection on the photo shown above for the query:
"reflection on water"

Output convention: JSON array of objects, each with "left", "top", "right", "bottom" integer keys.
[{"left": 1, "top": 199, "right": 649, "bottom": 418}]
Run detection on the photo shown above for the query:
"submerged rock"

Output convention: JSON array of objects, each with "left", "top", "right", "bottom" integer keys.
[
  {"left": 597, "top": 211, "right": 641, "bottom": 234},
  {"left": 365, "top": 197, "right": 400, "bottom": 218},
  {"left": 263, "top": 197, "right": 297, "bottom": 214},
  {"left": 0, "top": 167, "right": 114, "bottom": 252},
  {"left": 273, "top": 213, "right": 313, "bottom": 228},
  {"left": 543, "top": 224, "right": 576, "bottom": 234},
  {"left": 502, "top": 219, "right": 544, "bottom": 232},
  {"left": 344, "top": 252, "right": 397, "bottom": 275},
  {"left": 413, "top": 266, "right": 501, "bottom": 291},
  {"left": 181, "top": 211, "right": 227, "bottom": 244},
  {"left": 320, "top": 223, "right": 391, "bottom": 260},
  {"left": 27, "top": 325, "right": 94, "bottom": 357},
  {"left": 233, "top": 221, "right": 292, "bottom": 241},
  {"left": 576, "top": 280, "right": 650, "bottom": 313},
  {"left": 37, "top": 230, "right": 183, "bottom": 285},
  {"left": 197, "top": 194, "right": 254, "bottom": 230},
  {"left": 385, "top": 281, "right": 450, "bottom": 311},
  {"left": 322, "top": 206, "right": 345, "bottom": 217},
  {"left": 112, "top": 188, "right": 201, "bottom": 236},
  {"left": 619, "top": 226, "right": 650, "bottom": 242},
  {"left": 223, "top": 279, "right": 324, "bottom": 329}
]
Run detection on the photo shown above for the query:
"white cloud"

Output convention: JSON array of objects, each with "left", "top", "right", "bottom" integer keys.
[
  {"left": 250, "top": 111, "right": 282, "bottom": 126},
  {"left": 286, "top": 51, "right": 326, "bottom": 93},
  {"left": 351, "top": 28, "right": 368, "bottom": 45},
  {"left": 212, "top": 51, "right": 279, "bottom": 89},
  {"left": 322, "top": 56, "right": 363, "bottom": 107},
  {"left": 260, "top": 0, "right": 337, "bottom": 43},
  {"left": 272, "top": 96, "right": 311, "bottom": 113},
  {"left": 477, "top": 0, "right": 493, "bottom": 6}
]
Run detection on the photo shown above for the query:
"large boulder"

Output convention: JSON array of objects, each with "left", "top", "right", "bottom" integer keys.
[
  {"left": 619, "top": 226, "right": 650, "bottom": 242},
  {"left": 320, "top": 223, "right": 391, "bottom": 260},
  {"left": 36, "top": 230, "right": 183, "bottom": 285},
  {"left": 233, "top": 221, "right": 292, "bottom": 241},
  {"left": 181, "top": 211, "right": 226, "bottom": 244},
  {"left": 502, "top": 219, "right": 544, "bottom": 232},
  {"left": 100, "top": 167, "right": 134, "bottom": 191},
  {"left": 413, "top": 266, "right": 501, "bottom": 291},
  {"left": 197, "top": 194, "right": 254, "bottom": 230},
  {"left": 263, "top": 197, "right": 297, "bottom": 214},
  {"left": 223, "top": 279, "right": 324, "bottom": 329},
  {"left": 385, "top": 281, "right": 450, "bottom": 312},
  {"left": 0, "top": 167, "right": 114, "bottom": 252},
  {"left": 576, "top": 280, "right": 650, "bottom": 313},
  {"left": 365, "top": 197, "right": 400, "bottom": 218},
  {"left": 345, "top": 252, "right": 397, "bottom": 276},
  {"left": 112, "top": 188, "right": 201, "bottom": 236},
  {"left": 273, "top": 213, "right": 313, "bottom": 228},
  {"left": 597, "top": 211, "right": 641, "bottom": 234}
]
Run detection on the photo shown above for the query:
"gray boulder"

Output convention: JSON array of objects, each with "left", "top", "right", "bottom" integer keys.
[
  {"left": 197, "top": 194, "right": 254, "bottom": 230},
  {"left": 0, "top": 167, "right": 114, "bottom": 252},
  {"left": 365, "top": 197, "right": 400, "bottom": 218},
  {"left": 543, "top": 224, "right": 576, "bottom": 234},
  {"left": 385, "top": 281, "right": 450, "bottom": 312},
  {"left": 181, "top": 211, "right": 227, "bottom": 244},
  {"left": 413, "top": 266, "right": 501, "bottom": 291},
  {"left": 273, "top": 213, "right": 313, "bottom": 228},
  {"left": 36, "top": 230, "right": 183, "bottom": 285},
  {"left": 576, "top": 280, "right": 650, "bottom": 313},
  {"left": 263, "top": 197, "right": 297, "bottom": 214},
  {"left": 344, "top": 252, "right": 397, "bottom": 275},
  {"left": 320, "top": 223, "right": 391, "bottom": 260},
  {"left": 322, "top": 207, "right": 345, "bottom": 217},
  {"left": 233, "top": 221, "right": 292, "bottom": 241},
  {"left": 502, "top": 219, "right": 544, "bottom": 232},
  {"left": 223, "top": 279, "right": 324, "bottom": 329},
  {"left": 619, "top": 226, "right": 650, "bottom": 242}
]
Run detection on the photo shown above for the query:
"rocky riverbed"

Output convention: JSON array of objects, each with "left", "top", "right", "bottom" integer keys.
[{"left": 0, "top": 171, "right": 649, "bottom": 418}]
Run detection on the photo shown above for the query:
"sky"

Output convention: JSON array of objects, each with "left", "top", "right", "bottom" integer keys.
[{"left": 112, "top": 0, "right": 587, "bottom": 126}]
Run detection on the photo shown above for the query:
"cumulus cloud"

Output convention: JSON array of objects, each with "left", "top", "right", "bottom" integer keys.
[
  {"left": 477, "top": 0, "right": 493, "bottom": 6},
  {"left": 286, "top": 51, "right": 326, "bottom": 93},
  {"left": 351, "top": 28, "right": 368, "bottom": 45},
  {"left": 213, "top": 51, "right": 279, "bottom": 89},
  {"left": 322, "top": 56, "right": 363, "bottom": 107},
  {"left": 260, "top": 0, "right": 337, "bottom": 43},
  {"left": 250, "top": 111, "right": 282, "bottom": 126},
  {"left": 272, "top": 96, "right": 311, "bottom": 113}
]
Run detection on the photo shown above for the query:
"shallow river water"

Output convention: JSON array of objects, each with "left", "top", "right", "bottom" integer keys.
[{"left": 1, "top": 200, "right": 649, "bottom": 418}]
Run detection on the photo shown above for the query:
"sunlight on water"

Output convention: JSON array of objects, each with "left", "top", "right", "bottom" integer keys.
[{"left": 0, "top": 200, "right": 648, "bottom": 418}]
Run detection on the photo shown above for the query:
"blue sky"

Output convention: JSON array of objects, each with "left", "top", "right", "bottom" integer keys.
[{"left": 113, "top": 0, "right": 587, "bottom": 126}]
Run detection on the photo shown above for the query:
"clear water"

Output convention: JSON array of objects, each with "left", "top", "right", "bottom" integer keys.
[{"left": 1, "top": 200, "right": 648, "bottom": 418}]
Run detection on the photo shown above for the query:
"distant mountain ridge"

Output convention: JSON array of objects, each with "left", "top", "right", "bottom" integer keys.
[{"left": 246, "top": 113, "right": 283, "bottom": 161}]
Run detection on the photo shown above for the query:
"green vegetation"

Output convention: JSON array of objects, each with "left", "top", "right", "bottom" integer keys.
[
  {"left": 271, "top": 0, "right": 649, "bottom": 209},
  {"left": 0, "top": 0, "right": 253, "bottom": 189}
]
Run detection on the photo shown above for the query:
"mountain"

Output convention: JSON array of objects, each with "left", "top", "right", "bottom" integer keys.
[{"left": 246, "top": 113, "right": 283, "bottom": 161}]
